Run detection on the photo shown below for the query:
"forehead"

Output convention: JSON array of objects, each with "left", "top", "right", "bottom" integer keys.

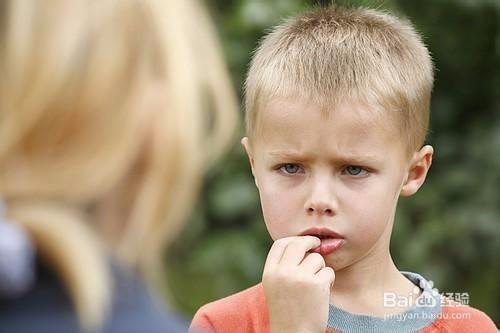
[{"left": 253, "top": 97, "right": 404, "bottom": 160}]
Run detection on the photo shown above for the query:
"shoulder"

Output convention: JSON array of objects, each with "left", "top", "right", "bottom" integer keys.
[
  {"left": 425, "top": 298, "right": 498, "bottom": 332},
  {"left": 0, "top": 258, "right": 188, "bottom": 333},
  {"left": 190, "top": 283, "right": 268, "bottom": 333},
  {"left": 0, "top": 258, "right": 80, "bottom": 333},
  {"left": 105, "top": 261, "right": 189, "bottom": 333}
]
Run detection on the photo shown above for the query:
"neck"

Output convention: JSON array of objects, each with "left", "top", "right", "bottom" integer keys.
[{"left": 329, "top": 247, "right": 419, "bottom": 315}]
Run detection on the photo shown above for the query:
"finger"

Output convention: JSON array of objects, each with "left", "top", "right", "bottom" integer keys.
[
  {"left": 316, "top": 266, "right": 335, "bottom": 287},
  {"left": 280, "top": 236, "right": 321, "bottom": 267},
  {"left": 263, "top": 237, "right": 296, "bottom": 269},
  {"left": 299, "top": 252, "right": 325, "bottom": 274}
]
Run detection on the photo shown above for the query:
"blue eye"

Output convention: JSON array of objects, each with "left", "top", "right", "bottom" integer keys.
[
  {"left": 280, "top": 163, "right": 301, "bottom": 174},
  {"left": 345, "top": 165, "right": 365, "bottom": 176}
]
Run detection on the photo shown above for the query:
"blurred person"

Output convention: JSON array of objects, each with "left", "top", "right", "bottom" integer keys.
[
  {"left": 190, "top": 5, "right": 498, "bottom": 333},
  {"left": 0, "top": 0, "right": 237, "bottom": 332}
]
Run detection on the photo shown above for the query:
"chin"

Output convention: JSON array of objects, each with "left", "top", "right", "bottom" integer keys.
[{"left": 324, "top": 255, "right": 349, "bottom": 271}]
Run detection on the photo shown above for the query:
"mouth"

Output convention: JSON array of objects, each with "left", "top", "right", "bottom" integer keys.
[
  {"left": 300, "top": 227, "right": 345, "bottom": 239},
  {"left": 300, "top": 227, "right": 345, "bottom": 256},
  {"left": 314, "top": 234, "right": 338, "bottom": 240}
]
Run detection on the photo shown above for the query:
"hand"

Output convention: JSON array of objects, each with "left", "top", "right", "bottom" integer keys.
[{"left": 262, "top": 236, "right": 335, "bottom": 333}]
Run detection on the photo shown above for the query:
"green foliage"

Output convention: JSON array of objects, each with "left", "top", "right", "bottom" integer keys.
[{"left": 166, "top": 0, "right": 500, "bottom": 325}]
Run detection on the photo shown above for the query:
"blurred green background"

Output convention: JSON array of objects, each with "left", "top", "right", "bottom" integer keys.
[{"left": 165, "top": 0, "right": 500, "bottom": 325}]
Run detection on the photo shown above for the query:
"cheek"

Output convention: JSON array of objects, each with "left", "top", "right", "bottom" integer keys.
[
  {"left": 354, "top": 198, "right": 393, "bottom": 229},
  {"left": 345, "top": 181, "right": 399, "bottom": 242},
  {"left": 258, "top": 180, "right": 302, "bottom": 240}
]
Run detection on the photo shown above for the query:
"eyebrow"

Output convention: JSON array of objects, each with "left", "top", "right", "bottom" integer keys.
[{"left": 264, "top": 151, "right": 381, "bottom": 164}]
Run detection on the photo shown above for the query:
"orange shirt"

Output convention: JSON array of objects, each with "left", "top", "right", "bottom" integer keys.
[{"left": 190, "top": 283, "right": 498, "bottom": 333}]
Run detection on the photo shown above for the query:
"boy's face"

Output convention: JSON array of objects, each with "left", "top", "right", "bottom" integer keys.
[{"left": 242, "top": 97, "right": 433, "bottom": 270}]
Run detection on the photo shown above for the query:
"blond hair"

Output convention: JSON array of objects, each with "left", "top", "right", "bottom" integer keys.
[
  {"left": 245, "top": 5, "right": 433, "bottom": 157},
  {"left": 0, "top": 0, "right": 237, "bottom": 331}
]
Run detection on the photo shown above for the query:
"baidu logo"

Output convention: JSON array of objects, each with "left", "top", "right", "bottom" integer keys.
[{"left": 383, "top": 279, "right": 469, "bottom": 308}]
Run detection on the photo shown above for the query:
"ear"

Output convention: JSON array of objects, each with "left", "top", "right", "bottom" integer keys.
[
  {"left": 400, "top": 145, "right": 434, "bottom": 196},
  {"left": 241, "top": 137, "right": 259, "bottom": 188}
]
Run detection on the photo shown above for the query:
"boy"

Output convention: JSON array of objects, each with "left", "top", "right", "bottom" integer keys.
[{"left": 190, "top": 5, "right": 498, "bottom": 333}]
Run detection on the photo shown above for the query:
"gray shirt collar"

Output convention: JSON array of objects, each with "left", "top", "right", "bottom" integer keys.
[{"left": 327, "top": 271, "right": 442, "bottom": 332}]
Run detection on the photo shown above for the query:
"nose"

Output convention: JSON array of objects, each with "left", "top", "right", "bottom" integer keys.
[
  {"left": 305, "top": 201, "right": 335, "bottom": 216},
  {"left": 304, "top": 177, "right": 337, "bottom": 217}
]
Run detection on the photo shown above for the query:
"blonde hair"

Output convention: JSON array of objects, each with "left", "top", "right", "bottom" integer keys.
[
  {"left": 245, "top": 5, "right": 433, "bottom": 157},
  {"left": 0, "top": 0, "right": 237, "bottom": 331}
]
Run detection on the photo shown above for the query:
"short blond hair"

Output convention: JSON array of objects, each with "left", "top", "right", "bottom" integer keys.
[{"left": 245, "top": 5, "right": 433, "bottom": 157}]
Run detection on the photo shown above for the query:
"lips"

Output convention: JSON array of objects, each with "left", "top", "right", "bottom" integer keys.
[{"left": 300, "top": 227, "right": 345, "bottom": 256}]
